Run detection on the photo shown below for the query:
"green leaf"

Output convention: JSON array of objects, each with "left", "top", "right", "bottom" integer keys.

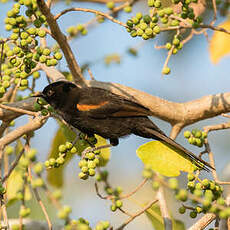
[
  {"left": 95, "top": 135, "right": 110, "bottom": 167},
  {"left": 137, "top": 141, "right": 194, "bottom": 177},
  {"left": 146, "top": 204, "right": 185, "bottom": 230}
]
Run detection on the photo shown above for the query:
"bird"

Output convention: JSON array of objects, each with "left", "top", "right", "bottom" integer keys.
[{"left": 35, "top": 80, "right": 214, "bottom": 171}]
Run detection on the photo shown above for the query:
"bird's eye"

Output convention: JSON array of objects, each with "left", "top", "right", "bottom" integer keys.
[{"left": 47, "top": 89, "right": 54, "bottom": 97}]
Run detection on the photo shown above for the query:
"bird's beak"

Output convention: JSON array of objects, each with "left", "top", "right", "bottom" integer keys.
[{"left": 31, "top": 92, "right": 45, "bottom": 98}]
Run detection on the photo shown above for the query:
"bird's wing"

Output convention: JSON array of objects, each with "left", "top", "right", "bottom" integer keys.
[{"left": 76, "top": 88, "right": 152, "bottom": 119}]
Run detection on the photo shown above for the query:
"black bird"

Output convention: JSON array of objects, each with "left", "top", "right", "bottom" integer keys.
[{"left": 36, "top": 80, "right": 213, "bottom": 171}]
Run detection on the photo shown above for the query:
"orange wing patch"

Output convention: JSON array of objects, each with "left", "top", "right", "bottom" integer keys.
[{"left": 77, "top": 101, "right": 108, "bottom": 111}]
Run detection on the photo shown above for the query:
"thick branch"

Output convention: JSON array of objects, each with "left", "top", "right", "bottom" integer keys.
[
  {"left": 37, "top": 0, "right": 86, "bottom": 86},
  {"left": 0, "top": 116, "right": 47, "bottom": 150}
]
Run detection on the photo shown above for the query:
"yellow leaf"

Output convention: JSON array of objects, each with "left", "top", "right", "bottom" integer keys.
[
  {"left": 209, "top": 20, "right": 230, "bottom": 64},
  {"left": 95, "top": 135, "right": 110, "bottom": 167},
  {"left": 137, "top": 141, "right": 194, "bottom": 177},
  {"left": 7, "top": 169, "right": 31, "bottom": 205}
]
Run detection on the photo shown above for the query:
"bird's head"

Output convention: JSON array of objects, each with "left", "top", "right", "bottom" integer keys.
[{"left": 33, "top": 81, "right": 77, "bottom": 109}]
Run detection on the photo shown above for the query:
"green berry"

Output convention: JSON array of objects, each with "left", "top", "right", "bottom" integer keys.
[
  {"left": 44, "top": 160, "right": 50, "bottom": 167},
  {"left": 78, "top": 172, "right": 88, "bottom": 180},
  {"left": 21, "top": 79, "right": 28, "bottom": 86},
  {"left": 143, "top": 15, "right": 151, "bottom": 24},
  {"left": 165, "top": 43, "right": 172, "bottom": 50},
  {"left": 56, "top": 157, "right": 65, "bottom": 165},
  {"left": 190, "top": 211, "right": 197, "bottom": 218},
  {"left": 110, "top": 204, "right": 117, "bottom": 212},
  {"left": 26, "top": 148, "right": 37, "bottom": 160},
  {"left": 162, "top": 67, "right": 171, "bottom": 75},
  {"left": 49, "top": 158, "right": 56, "bottom": 166},
  {"left": 171, "top": 19, "right": 179, "bottom": 26},
  {"left": 153, "top": 25, "right": 160, "bottom": 34},
  {"left": 148, "top": 0, "right": 155, "bottom": 6},
  {"left": 142, "top": 33, "right": 149, "bottom": 40},
  {"left": 43, "top": 48, "right": 51, "bottom": 56},
  {"left": 115, "top": 200, "right": 123, "bottom": 208},
  {"left": 154, "top": 0, "right": 161, "bottom": 8},
  {"left": 34, "top": 162, "right": 43, "bottom": 174},
  {"left": 145, "top": 28, "right": 153, "bottom": 36},
  {"left": 168, "top": 178, "right": 178, "bottom": 190},
  {"left": 179, "top": 206, "right": 186, "bottom": 214},
  {"left": 137, "top": 28, "right": 144, "bottom": 36},
  {"left": 202, "top": 179, "right": 210, "bottom": 187},
  {"left": 3, "top": 81, "right": 10, "bottom": 89},
  {"left": 5, "top": 146, "right": 14, "bottom": 155},
  {"left": 54, "top": 52, "right": 62, "bottom": 60},
  {"left": 173, "top": 38, "right": 180, "bottom": 45},
  {"left": 136, "top": 12, "right": 142, "bottom": 20},
  {"left": 65, "top": 142, "right": 73, "bottom": 149},
  {"left": 33, "top": 102, "right": 42, "bottom": 111},
  {"left": 38, "top": 29, "right": 46, "bottom": 37},
  {"left": 33, "top": 71, "right": 40, "bottom": 79},
  {"left": 20, "top": 32, "right": 29, "bottom": 39},
  {"left": 106, "top": 1, "right": 115, "bottom": 9},
  {"left": 88, "top": 168, "right": 95, "bottom": 176},
  {"left": 81, "top": 166, "right": 88, "bottom": 173},
  {"left": 139, "top": 23, "right": 148, "bottom": 30},
  {"left": 70, "top": 146, "right": 77, "bottom": 154},
  {"left": 217, "top": 197, "right": 225, "bottom": 205},
  {"left": 165, "top": 7, "right": 173, "bottom": 15},
  {"left": 176, "top": 189, "right": 188, "bottom": 202},
  {"left": 184, "top": 131, "right": 191, "bottom": 138},
  {"left": 124, "top": 6, "right": 132, "bottom": 13}
]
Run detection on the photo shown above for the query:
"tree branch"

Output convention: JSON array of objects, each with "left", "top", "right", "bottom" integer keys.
[{"left": 37, "top": 0, "right": 86, "bottom": 86}]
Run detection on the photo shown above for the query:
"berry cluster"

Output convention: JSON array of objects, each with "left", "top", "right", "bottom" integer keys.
[
  {"left": 33, "top": 97, "right": 54, "bottom": 116},
  {"left": 2, "top": 0, "right": 63, "bottom": 95},
  {"left": 168, "top": 175, "right": 230, "bottom": 219},
  {"left": 44, "top": 141, "right": 77, "bottom": 168},
  {"left": 65, "top": 218, "right": 110, "bottom": 230},
  {"left": 67, "top": 24, "right": 88, "bottom": 37},
  {"left": 78, "top": 149, "right": 101, "bottom": 180},
  {"left": 184, "top": 129, "right": 207, "bottom": 147}
]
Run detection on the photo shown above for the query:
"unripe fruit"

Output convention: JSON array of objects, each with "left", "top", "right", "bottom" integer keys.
[
  {"left": 168, "top": 178, "right": 178, "bottom": 190},
  {"left": 190, "top": 211, "right": 197, "bottom": 218},
  {"left": 162, "top": 67, "right": 171, "bottom": 75},
  {"left": 115, "top": 200, "right": 123, "bottom": 208},
  {"left": 124, "top": 6, "right": 132, "bottom": 13},
  {"left": 153, "top": 25, "right": 160, "bottom": 34},
  {"left": 179, "top": 206, "right": 186, "bottom": 214},
  {"left": 106, "top": 1, "right": 115, "bottom": 9},
  {"left": 78, "top": 172, "right": 88, "bottom": 180}
]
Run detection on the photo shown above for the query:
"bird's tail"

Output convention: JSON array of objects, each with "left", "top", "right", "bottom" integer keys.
[{"left": 143, "top": 127, "right": 214, "bottom": 172}]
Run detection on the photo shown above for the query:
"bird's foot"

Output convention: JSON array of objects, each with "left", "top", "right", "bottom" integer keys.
[{"left": 81, "top": 144, "right": 112, "bottom": 159}]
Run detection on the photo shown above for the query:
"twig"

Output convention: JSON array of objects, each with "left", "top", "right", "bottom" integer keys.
[
  {"left": 2, "top": 148, "right": 25, "bottom": 183},
  {"left": 120, "top": 178, "right": 148, "bottom": 199},
  {"left": 188, "top": 213, "right": 216, "bottom": 230},
  {"left": 203, "top": 122, "right": 230, "bottom": 133},
  {"left": 54, "top": 7, "right": 127, "bottom": 28},
  {"left": 32, "top": 187, "right": 53, "bottom": 230},
  {"left": 37, "top": 0, "right": 86, "bottom": 86},
  {"left": 0, "top": 104, "right": 37, "bottom": 117},
  {"left": 116, "top": 199, "right": 158, "bottom": 230},
  {"left": 87, "top": 68, "right": 95, "bottom": 80},
  {"left": 156, "top": 186, "right": 172, "bottom": 230}
]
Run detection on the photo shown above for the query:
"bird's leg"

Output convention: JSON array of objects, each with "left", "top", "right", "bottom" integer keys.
[
  {"left": 81, "top": 138, "right": 118, "bottom": 159},
  {"left": 81, "top": 144, "right": 112, "bottom": 159}
]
